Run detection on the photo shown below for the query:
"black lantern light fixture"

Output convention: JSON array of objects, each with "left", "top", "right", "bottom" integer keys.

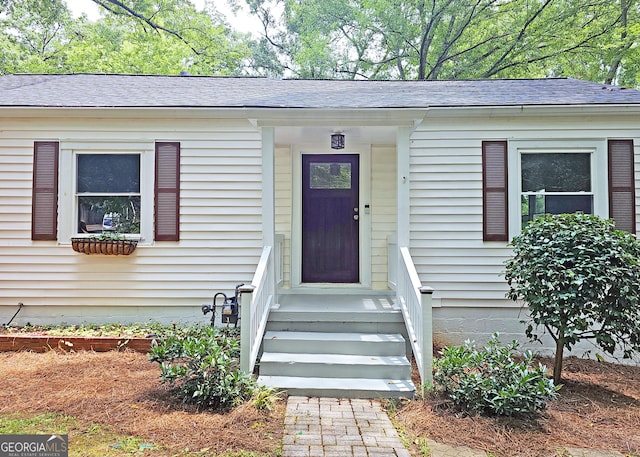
[{"left": 331, "top": 132, "right": 345, "bottom": 150}]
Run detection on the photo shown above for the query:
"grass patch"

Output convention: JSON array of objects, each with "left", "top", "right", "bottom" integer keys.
[
  {"left": 0, "top": 412, "right": 75, "bottom": 434},
  {"left": 0, "top": 411, "right": 281, "bottom": 457},
  {"left": 0, "top": 413, "right": 158, "bottom": 456}
]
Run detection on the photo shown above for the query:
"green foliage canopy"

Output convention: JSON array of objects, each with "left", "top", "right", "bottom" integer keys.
[
  {"left": 504, "top": 214, "right": 640, "bottom": 383},
  {"left": 244, "top": 0, "right": 640, "bottom": 85},
  {"left": 0, "top": 0, "right": 251, "bottom": 75},
  {"left": 2, "top": 0, "right": 639, "bottom": 84}
]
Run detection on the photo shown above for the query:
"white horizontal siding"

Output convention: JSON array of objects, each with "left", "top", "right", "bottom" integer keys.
[
  {"left": 371, "top": 145, "right": 396, "bottom": 289},
  {"left": 0, "top": 116, "right": 264, "bottom": 323},
  {"left": 274, "top": 146, "right": 292, "bottom": 288},
  {"left": 410, "top": 114, "right": 640, "bottom": 306},
  {"left": 0, "top": 147, "right": 32, "bottom": 192}
]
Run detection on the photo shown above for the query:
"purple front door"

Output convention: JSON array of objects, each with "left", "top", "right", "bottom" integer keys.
[{"left": 302, "top": 154, "right": 359, "bottom": 283}]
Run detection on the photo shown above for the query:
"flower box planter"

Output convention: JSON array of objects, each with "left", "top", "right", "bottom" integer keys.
[{"left": 71, "top": 237, "right": 138, "bottom": 255}]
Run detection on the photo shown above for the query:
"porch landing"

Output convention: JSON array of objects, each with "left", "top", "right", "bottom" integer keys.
[
  {"left": 274, "top": 291, "right": 399, "bottom": 311},
  {"left": 257, "top": 291, "right": 416, "bottom": 398}
]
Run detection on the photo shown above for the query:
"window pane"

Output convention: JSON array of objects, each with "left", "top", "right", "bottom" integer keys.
[
  {"left": 521, "top": 153, "right": 591, "bottom": 192},
  {"left": 310, "top": 162, "right": 351, "bottom": 189},
  {"left": 521, "top": 194, "right": 593, "bottom": 224},
  {"left": 77, "top": 154, "right": 140, "bottom": 193},
  {"left": 78, "top": 196, "right": 141, "bottom": 234}
]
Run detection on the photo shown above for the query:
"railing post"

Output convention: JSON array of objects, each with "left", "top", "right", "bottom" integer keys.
[
  {"left": 419, "top": 285, "right": 434, "bottom": 394},
  {"left": 239, "top": 284, "right": 256, "bottom": 373},
  {"left": 387, "top": 234, "right": 397, "bottom": 290}
]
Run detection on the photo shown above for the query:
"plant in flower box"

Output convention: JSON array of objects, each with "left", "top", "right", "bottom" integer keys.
[{"left": 71, "top": 231, "right": 138, "bottom": 255}]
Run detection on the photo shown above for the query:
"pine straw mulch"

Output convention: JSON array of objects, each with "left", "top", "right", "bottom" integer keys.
[
  {"left": 395, "top": 356, "right": 640, "bottom": 457},
  {"left": 1, "top": 349, "right": 639, "bottom": 457},
  {"left": 0, "top": 350, "right": 285, "bottom": 456}
]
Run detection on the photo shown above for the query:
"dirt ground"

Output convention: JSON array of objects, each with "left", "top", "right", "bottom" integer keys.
[{"left": 0, "top": 349, "right": 638, "bottom": 457}]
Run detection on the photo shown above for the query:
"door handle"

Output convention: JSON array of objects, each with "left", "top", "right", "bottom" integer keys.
[{"left": 353, "top": 215, "right": 359, "bottom": 221}]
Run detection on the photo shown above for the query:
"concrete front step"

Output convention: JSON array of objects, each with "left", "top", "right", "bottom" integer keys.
[
  {"left": 257, "top": 375, "right": 415, "bottom": 399},
  {"left": 266, "top": 309, "right": 405, "bottom": 334},
  {"left": 266, "top": 320, "right": 405, "bottom": 334},
  {"left": 263, "top": 331, "right": 406, "bottom": 356},
  {"left": 268, "top": 309, "right": 403, "bottom": 322},
  {"left": 258, "top": 292, "right": 415, "bottom": 398},
  {"left": 266, "top": 293, "right": 405, "bottom": 335},
  {"left": 259, "top": 352, "right": 412, "bottom": 379}
]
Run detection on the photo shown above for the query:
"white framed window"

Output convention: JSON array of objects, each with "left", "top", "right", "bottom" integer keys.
[
  {"left": 520, "top": 151, "right": 593, "bottom": 223},
  {"left": 482, "top": 139, "right": 635, "bottom": 242},
  {"left": 58, "top": 144, "right": 155, "bottom": 244},
  {"left": 76, "top": 153, "right": 142, "bottom": 235},
  {"left": 507, "top": 140, "right": 608, "bottom": 239}
]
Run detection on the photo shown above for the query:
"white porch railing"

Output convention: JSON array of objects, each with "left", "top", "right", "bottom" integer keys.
[
  {"left": 239, "top": 245, "right": 275, "bottom": 373},
  {"left": 394, "top": 244, "right": 434, "bottom": 393}
]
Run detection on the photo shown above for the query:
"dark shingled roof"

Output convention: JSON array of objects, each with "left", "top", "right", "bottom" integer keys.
[{"left": 1, "top": 74, "right": 640, "bottom": 109}]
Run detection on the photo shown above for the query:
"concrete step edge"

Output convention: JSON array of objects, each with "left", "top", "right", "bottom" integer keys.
[
  {"left": 260, "top": 352, "right": 410, "bottom": 366},
  {"left": 263, "top": 331, "right": 405, "bottom": 343},
  {"left": 267, "top": 310, "right": 403, "bottom": 323},
  {"left": 257, "top": 375, "right": 415, "bottom": 392}
]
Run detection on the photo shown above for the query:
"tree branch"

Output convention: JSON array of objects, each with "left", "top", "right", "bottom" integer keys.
[
  {"left": 90, "top": 0, "right": 205, "bottom": 56},
  {"left": 482, "top": 23, "right": 615, "bottom": 78}
]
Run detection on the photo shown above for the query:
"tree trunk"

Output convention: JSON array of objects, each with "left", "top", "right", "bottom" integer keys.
[
  {"left": 553, "top": 338, "right": 564, "bottom": 385},
  {"left": 605, "top": 0, "right": 630, "bottom": 84}
]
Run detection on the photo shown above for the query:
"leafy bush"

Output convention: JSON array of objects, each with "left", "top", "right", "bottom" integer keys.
[
  {"left": 149, "top": 325, "right": 257, "bottom": 411},
  {"left": 251, "top": 385, "right": 284, "bottom": 411},
  {"left": 504, "top": 213, "right": 640, "bottom": 383},
  {"left": 433, "top": 334, "right": 559, "bottom": 416}
]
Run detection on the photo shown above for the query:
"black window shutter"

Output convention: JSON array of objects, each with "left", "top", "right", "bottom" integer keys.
[
  {"left": 608, "top": 139, "right": 636, "bottom": 234},
  {"left": 155, "top": 142, "right": 180, "bottom": 241},
  {"left": 31, "top": 142, "right": 59, "bottom": 240},
  {"left": 482, "top": 141, "right": 509, "bottom": 241}
]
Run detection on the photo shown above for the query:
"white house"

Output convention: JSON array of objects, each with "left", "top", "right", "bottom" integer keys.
[{"left": 0, "top": 74, "right": 638, "bottom": 396}]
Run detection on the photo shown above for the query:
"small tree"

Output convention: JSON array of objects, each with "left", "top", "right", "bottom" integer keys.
[{"left": 504, "top": 213, "right": 640, "bottom": 384}]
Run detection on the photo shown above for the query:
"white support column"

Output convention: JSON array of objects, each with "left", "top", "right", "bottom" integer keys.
[
  {"left": 261, "top": 127, "right": 275, "bottom": 247},
  {"left": 396, "top": 127, "right": 412, "bottom": 307},
  {"left": 396, "top": 127, "right": 411, "bottom": 248},
  {"left": 261, "top": 127, "right": 278, "bottom": 307},
  {"left": 420, "top": 285, "right": 434, "bottom": 393}
]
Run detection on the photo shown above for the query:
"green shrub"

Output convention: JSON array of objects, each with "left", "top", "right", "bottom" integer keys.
[
  {"left": 433, "top": 334, "right": 560, "bottom": 416},
  {"left": 504, "top": 213, "right": 640, "bottom": 384},
  {"left": 251, "top": 385, "right": 284, "bottom": 411},
  {"left": 149, "top": 325, "right": 256, "bottom": 411}
]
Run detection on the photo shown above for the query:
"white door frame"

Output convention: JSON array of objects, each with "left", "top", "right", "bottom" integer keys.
[{"left": 291, "top": 144, "right": 372, "bottom": 288}]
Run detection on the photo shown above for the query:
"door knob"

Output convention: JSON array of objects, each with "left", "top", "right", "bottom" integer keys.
[{"left": 353, "top": 215, "right": 359, "bottom": 221}]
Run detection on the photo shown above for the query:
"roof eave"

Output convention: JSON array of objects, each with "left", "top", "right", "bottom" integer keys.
[
  {"left": 0, "top": 106, "right": 428, "bottom": 125},
  {"left": 424, "top": 103, "right": 640, "bottom": 117},
  {"left": 1, "top": 103, "right": 640, "bottom": 120}
]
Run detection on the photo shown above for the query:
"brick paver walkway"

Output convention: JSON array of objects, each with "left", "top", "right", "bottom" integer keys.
[
  {"left": 282, "top": 396, "right": 627, "bottom": 457},
  {"left": 283, "top": 396, "right": 411, "bottom": 457}
]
